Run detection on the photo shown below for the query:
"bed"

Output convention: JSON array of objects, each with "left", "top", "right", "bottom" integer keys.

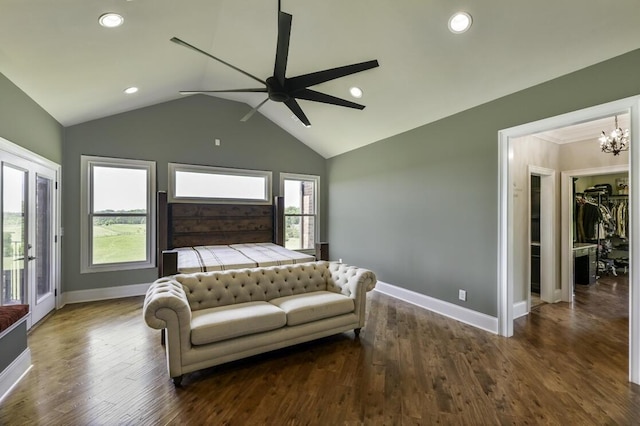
[{"left": 157, "top": 192, "right": 317, "bottom": 276}]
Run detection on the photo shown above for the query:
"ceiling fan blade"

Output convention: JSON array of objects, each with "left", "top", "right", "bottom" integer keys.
[
  {"left": 179, "top": 88, "right": 267, "bottom": 95},
  {"left": 171, "top": 37, "right": 267, "bottom": 86},
  {"left": 274, "top": 12, "right": 292, "bottom": 86},
  {"left": 293, "top": 89, "right": 366, "bottom": 110},
  {"left": 284, "top": 98, "right": 311, "bottom": 127},
  {"left": 240, "top": 98, "right": 270, "bottom": 122},
  {"left": 287, "top": 60, "right": 379, "bottom": 91}
]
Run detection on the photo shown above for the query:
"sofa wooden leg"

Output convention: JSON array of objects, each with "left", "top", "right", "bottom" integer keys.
[
  {"left": 354, "top": 328, "right": 361, "bottom": 337},
  {"left": 172, "top": 375, "right": 183, "bottom": 387}
]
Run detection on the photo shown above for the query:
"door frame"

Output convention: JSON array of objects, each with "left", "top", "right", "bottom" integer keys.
[
  {"left": 498, "top": 95, "right": 640, "bottom": 384},
  {"left": 560, "top": 165, "right": 629, "bottom": 302},
  {"left": 0, "top": 135, "right": 61, "bottom": 327},
  {"left": 528, "top": 166, "right": 557, "bottom": 307}
]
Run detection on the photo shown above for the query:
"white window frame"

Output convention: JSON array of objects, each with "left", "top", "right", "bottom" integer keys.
[
  {"left": 280, "top": 172, "right": 320, "bottom": 253},
  {"left": 80, "top": 155, "right": 156, "bottom": 273},
  {"left": 168, "top": 163, "right": 272, "bottom": 205}
]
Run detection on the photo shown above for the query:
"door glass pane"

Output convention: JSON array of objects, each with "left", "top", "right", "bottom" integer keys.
[
  {"left": 36, "top": 175, "right": 52, "bottom": 302},
  {"left": 2, "top": 165, "right": 26, "bottom": 305}
]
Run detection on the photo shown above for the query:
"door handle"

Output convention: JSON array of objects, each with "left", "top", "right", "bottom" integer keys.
[{"left": 28, "top": 256, "right": 36, "bottom": 261}]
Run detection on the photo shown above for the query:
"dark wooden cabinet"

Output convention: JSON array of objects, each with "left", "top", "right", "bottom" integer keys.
[
  {"left": 531, "top": 244, "right": 540, "bottom": 293},
  {"left": 315, "top": 242, "right": 329, "bottom": 261},
  {"left": 574, "top": 244, "right": 597, "bottom": 285}
]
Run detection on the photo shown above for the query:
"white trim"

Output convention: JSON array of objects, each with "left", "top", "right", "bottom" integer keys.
[
  {"left": 375, "top": 281, "right": 498, "bottom": 334},
  {"left": 279, "top": 172, "right": 321, "bottom": 251},
  {"left": 528, "top": 166, "right": 557, "bottom": 304},
  {"left": 560, "top": 164, "right": 629, "bottom": 303},
  {"left": 0, "top": 137, "right": 62, "bottom": 326},
  {"left": 498, "top": 129, "right": 512, "bottom": 336},
  {"left": 62, "top": 282, "right": 151, "bottom": 306},
  {"left": 513, "top": 301, "right": 528, "bottom": 319},
  {"left": 498, "top": 94, "right": 640, "bottom": 384},
  {"left": 0, "top": 136, "right": 59, "bottom": 171},
  {"left": 80, "top": 155, "right": 157, "bottom": 274},
  {"left": 0, "top": 349, "right": 31, "bottom": 404}
]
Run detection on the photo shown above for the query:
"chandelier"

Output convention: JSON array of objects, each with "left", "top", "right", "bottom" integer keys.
[{"left": 599, "top": 115, "right": 630, "bottom": 155}]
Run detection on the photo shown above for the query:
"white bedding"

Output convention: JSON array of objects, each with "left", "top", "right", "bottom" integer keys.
[{"left": 174, "top": 242, "right": 316, "bottom": 274}]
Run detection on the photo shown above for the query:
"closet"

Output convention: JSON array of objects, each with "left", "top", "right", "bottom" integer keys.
[
  {"left": 530, "top": 175, "right": 541, "bottom": 294},
  {"left": 573, "top": 175, "right": 629, "bottom": 284}
]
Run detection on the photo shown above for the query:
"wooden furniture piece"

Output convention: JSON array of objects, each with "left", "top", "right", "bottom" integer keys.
[
  {"left": 574, "top": 243, "right": 597, "bottom": 285},
  {"left": 315, "top": 242, "right": 329, "bottom": 261},
  {"left": 157, "top": 192, "right": 300, "bottom": 277}
]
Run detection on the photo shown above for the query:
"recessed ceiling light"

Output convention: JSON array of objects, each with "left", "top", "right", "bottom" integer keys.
[
  {"left": 99, "top": 13, "right": 124, "bottom": 28},
  {"left": 124, "top": 86, "right": 138, "bottom": 94},
  {"left": 349, "top": 87, "right": 363, "bottom": 98},
  {"left": 448, "top": 12, "right": 472, "bottom": 34}
]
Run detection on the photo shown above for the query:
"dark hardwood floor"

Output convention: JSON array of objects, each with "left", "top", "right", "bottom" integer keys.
[{"left": 1, "top": 275, "right": 639, "bottom": 425}]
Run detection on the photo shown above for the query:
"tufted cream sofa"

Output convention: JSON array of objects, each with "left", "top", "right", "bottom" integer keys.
[{"left": 143, "top": 261, "right": 376, "bottom": 385}]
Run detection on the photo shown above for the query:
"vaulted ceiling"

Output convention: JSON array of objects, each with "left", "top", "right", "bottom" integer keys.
[{"left": 1, "top": 1, "right": 639, "bottom": 158}]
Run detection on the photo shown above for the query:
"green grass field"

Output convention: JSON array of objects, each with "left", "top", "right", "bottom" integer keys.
[{"left": 93, "top": 223, "right": 146, "bottom": 264}]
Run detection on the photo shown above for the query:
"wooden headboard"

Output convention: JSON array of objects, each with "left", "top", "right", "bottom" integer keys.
[
  {"left": 157, "top": 191, "right": 285, "bottom": 274},
  {"left": 169, "top": 203, "right": 274, "bottom": 247}
]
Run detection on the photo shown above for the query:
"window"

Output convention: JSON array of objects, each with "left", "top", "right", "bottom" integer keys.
[
  {"left": 81, "top": 156, "right": 156, "bottom": 273},
  {"left": 169, "top": 163, "right": 272, "bottom": 204},
  {"left": 280, "top": 173, "right": 319, "bottom": 251}
]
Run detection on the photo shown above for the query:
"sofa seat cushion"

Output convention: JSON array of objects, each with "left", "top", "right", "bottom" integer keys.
[
  {"left": 269, "top": 291, "right": 354, "bottom": 326},
  {"left": 191, "top": 301, "right": 286, "bottom": 345}
]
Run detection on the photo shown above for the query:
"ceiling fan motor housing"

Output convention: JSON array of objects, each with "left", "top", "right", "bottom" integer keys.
[{"left": 266, "top": 77, "right": 290, "bottom": 102}]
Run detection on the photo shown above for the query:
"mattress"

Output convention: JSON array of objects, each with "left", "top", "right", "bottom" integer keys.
[{"left": 174, "top": 242, "right": 316, "bottom": 274}]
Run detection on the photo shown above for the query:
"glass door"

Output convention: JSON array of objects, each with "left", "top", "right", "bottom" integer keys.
[
  {"left": 2, "top": 165, "right": 27, "bottom": 306},
  {"left": 32, "top": 173, "right": 55, "bottom": 323},
  {"left": 0, "top": 152, "right": 58, "bottom": 328}
]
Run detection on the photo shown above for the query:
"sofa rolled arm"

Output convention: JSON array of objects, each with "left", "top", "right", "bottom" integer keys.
[
  {"left": 328, "top": 262, "right": 377, "bottom": 297},
  {"left": 143, "top": 277, "right": 191, "bottom": 330},
  {"left": 327, "top": 262, "right": 376, "bottom": 328}
]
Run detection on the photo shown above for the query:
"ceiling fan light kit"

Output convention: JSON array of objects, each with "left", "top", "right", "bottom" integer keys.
[{"left": 171, "top": 1, "right": 379, "bottom": 126}]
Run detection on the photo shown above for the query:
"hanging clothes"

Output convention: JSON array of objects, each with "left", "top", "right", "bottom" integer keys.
[
  {"left": 575, "top": 193, "right": 614, "bottom": 242},
  {"left": 609, "top": 197, "right": 629, "bottom": 239}
]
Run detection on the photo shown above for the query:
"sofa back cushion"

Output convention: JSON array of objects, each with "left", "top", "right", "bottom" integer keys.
[{"left": 176, "top": 262, "right": 331, "bottom": 311}]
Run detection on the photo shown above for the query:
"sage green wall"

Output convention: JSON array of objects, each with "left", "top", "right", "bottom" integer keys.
[
  {"left": 0, "top": 72, "right": 63, "bottom": 164},
  {"left": 327, "top": 48, "right": 640, "bottom": 317},
  {"left": 63, "top": 95, "right": 326, "bottom": 292}
]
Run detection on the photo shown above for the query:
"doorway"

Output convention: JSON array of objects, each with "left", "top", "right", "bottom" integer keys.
[
  {"left": 498, "top": 96, "right": 640, "bottom": 384},
  {"left": 561, "top": 166, "right": 629, "bottom": 301},
  {"left": 528, "top": 166, "right": 557, "bottom": 310},
  {"left": 0, "top": 137, "right": 60, "bottom": 329}
]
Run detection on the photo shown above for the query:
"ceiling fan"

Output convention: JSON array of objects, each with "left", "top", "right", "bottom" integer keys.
[{"left": 170, "top": 1, "right": 379, "bottom": 127}]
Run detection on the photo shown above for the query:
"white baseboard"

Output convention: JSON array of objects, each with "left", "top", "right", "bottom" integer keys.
[
  {"left": 0, "top": 349, "right": 31, "bottom": 404},
  {"left": 513, "top": 301, "right": 528, "bottom": 319},
  {"left": 62, "top": 283, "right": 151, "bottom": 306},
  {"left": 374, "top": 281, "right": 499, "bottom": 334}
]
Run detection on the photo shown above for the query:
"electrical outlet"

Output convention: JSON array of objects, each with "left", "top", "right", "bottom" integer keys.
[{"left": 458, "top": 289, "right": 467, "bottom": 301}]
